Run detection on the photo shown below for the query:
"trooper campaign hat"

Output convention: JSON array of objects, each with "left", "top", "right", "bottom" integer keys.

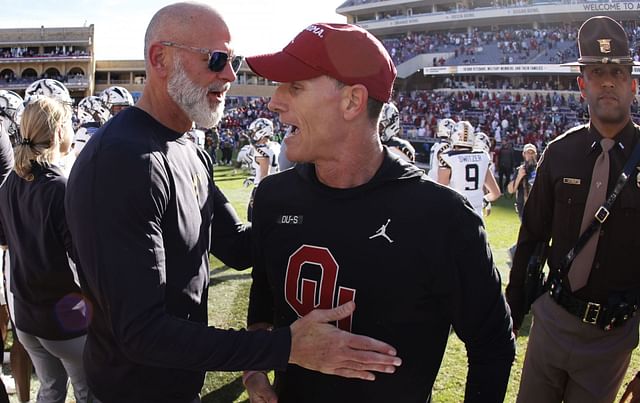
[{"left": 565, "top": 16, "right": 639, "bottom": 66}]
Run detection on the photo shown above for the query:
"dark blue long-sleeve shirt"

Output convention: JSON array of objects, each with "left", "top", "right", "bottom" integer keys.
[{"left": 65, "top": 107, "right": 290, "bottom": 403}]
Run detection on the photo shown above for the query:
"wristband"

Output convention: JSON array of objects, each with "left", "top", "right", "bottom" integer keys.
[{"left": 242, "top": 370, "right": 267, "bottom": 387}]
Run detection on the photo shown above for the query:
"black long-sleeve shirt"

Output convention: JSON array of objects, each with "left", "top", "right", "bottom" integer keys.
[
  {"left": 249, "top": 151, "right": 515, "bottom": 403},
  {"left": 65, "top": 107, "right": 290, "bottom": 403},
  {"left": 0, "top": 164, "right": 87, "bottom": 340},
  {"left": 507, "top": 121, "right": 640, "bottom": 329}
]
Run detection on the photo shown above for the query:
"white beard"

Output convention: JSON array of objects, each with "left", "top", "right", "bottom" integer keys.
[{"left": 167, "top": 57, "right": 225, "bottom": 128}]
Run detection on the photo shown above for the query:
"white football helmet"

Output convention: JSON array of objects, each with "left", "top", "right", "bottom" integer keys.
[
  {"left": 379, "top": 102, "right": 400, "bottom": 142},
  {"left": 73, "top": 126, "right": 92, "bottom": 156},
  {"left": 473, "top": 132, "right": 491, "bottom": 153},
  {"left": 24, "top": 79, "right": 73, "bottom": 105},
  {"left": 0, "top": 90, "right": 24, "bottom": 143},
  {"left": 437, "top": 118, "right": 456, "bottom": 139},
  {"left": 450, "top": 121, "right": 475, "bottom": 149},
  {"left": 248, "top": 118, "right": 274, "bottom": 143},
  {"left": 73, "top": 124, "right": 102, "bottom": 157},
  {"left": 100, "top": 86, "right": 134, "bottom": 108},
  {"left": 77, "top": 96, "right": 112, "bottom": 126}
]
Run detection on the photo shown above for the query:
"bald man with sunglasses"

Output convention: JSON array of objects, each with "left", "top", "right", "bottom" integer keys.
[{"left": 64, "top": 3, "right": 401, "bottom": 403}]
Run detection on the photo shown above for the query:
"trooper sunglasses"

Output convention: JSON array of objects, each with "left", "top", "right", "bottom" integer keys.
[{"left": 160, "top": 41, "right": 244, "bottom": 73}]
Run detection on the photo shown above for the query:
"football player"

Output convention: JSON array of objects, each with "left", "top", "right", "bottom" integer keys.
[
  {"left": 0, "top": 90, "right": 24, "bottom": 145},
  {"left": 438, "top": 121, "right": 501, "bottom": 217},
  {"left": 185, "top": 126, "right": 206, "bottom": 149},
  {"left": 473, "top": 131, "right": 492, "bottom": 154},
  {"left": 73, "top": 96, "right": 112, "bottom": 156},
  {"left": 246, "top": 118, "right": 280, "bottom": 221},
  {"left": 100, "top": 86, "right": 134, "bottom": 116},
  {"left": 473, "top": 131, "right": 495, "bottom": 215},
  {"left": 379, "top": 102, "right": 415, "bottom": 162},
  {"left": 427, "top": 118, "right": 455, "bottom": 181}
]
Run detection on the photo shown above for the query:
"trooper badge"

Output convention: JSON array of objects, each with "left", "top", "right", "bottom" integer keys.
[{"left": 597, "top": 39, "right": 611, "bottom": 53}]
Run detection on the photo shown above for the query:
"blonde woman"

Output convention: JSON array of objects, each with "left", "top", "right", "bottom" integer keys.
[{"left": 0, "top": 97, "right": 93, "bottom": 403}]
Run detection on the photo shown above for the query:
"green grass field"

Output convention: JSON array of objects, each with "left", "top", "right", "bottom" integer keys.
[
  {"left": 200, "top": 164, "right": 640, "bottom": 403},
  {"left": 9, "top": 164, "right": 637, "bottom": 403}
]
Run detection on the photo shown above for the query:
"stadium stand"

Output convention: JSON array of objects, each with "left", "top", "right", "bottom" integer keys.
[{"left": 335, "top": 0, "right": 640, "bottom": 163}]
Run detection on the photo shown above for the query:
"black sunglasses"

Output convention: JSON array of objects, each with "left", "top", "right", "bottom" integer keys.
[{"left": 160, "top": 41, "right": 244, "bottom": 73}]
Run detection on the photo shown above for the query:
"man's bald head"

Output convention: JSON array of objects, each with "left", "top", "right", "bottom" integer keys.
[{"left": 144, "top": 2, "right": 226, "bottom": 68}]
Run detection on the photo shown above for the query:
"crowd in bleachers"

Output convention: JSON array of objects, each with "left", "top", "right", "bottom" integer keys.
[
  {"left": 0, "top": 73, "right": 87, "bottom": 86},
  {"left": 383, "top": 22, "right": 640, "bottom": 66},
  {"left": 0, "top": 47, "right": 90, "bottom": 59},
  {"left": 216, "top": 75, "right": 640, "bottom": 156},
  {"left": 393, "top": 88, "right": 640, "bottom": 151},
  {"left": 441, "top": 76, "right": 578, "bottom": 91},
  {"left": 394, "top": 89, "right": 572, "bottom": 148},
  {"left": 220, "top": 97, "right": 283, "bottom": 138}
]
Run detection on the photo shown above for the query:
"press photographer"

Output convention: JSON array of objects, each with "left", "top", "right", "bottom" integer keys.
[{"left": 507, "top": 143, "right": 539, "bottom": 221}]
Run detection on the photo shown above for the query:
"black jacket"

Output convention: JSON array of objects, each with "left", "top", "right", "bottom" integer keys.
[
  {"left": 250, "top": 150, "right": 515, "bottom": 403},
  {"left": 0, "top": 164, "right": 87, "bottom": 340}
]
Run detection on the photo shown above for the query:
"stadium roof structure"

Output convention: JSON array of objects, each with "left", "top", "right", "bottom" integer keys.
[{"left": 337, "top": 0, "right": 636, "bottom": 34}]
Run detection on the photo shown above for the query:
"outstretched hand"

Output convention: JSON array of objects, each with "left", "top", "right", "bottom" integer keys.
[
  {"left": 289, "top": 301, "right": 402, "bottom": 380},
  {"left": 244, "top": 372, "right": 277, "bottom": 403},
  {"left": 621, "top": 374, "right": 640, "bottom": 403}
]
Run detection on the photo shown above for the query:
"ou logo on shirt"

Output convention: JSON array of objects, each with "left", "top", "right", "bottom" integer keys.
[{"left": 284, "top": 245, "right": 355, "bottom": 332}]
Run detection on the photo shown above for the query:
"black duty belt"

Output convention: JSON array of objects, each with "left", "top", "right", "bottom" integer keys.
[{"left": 548, "top": 278, "right": 639, "bottom": 331}]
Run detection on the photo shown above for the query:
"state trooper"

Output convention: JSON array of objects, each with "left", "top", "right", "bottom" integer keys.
[{"left": 507, "top": 16, "right": 640, "bottom": 403}]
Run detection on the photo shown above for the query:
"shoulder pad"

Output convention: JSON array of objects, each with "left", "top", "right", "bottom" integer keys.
[
  {"left": 438, "top": 149, "right": 450, "bottom": 168},
  {"left": 436, "top": 143, "right": 450, "bottom": 156},
  {"left": 254, "top": 145, "right": 270, "bottom": 159}
]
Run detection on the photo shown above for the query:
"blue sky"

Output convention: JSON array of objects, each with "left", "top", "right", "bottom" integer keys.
[{"left": 0, "top": 0, "right": 347, "bottom": 60}]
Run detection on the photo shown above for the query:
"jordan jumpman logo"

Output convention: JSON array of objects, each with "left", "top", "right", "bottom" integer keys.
[{"left": 369, "top": 219, "right": 394, "bottom": 243}]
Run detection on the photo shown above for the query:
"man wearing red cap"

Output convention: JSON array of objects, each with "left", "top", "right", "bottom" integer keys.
[
  {"left": 244, "top": 22, "right": 515, "bottom": 402},
  {"left": 507, "top": 16, "right": 640, "bottom": 402}
]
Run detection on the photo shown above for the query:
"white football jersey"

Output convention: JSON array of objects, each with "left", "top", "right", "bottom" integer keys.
[
  {"left": 440, "top": 149, "right": 492, "bottom": 215},
  {"left": 252, "top": 141, "right": 280, "bottom": 185},
  {"left": 237, "top": 144, "right": 253, "bottom": 166},
  {"left": 428, "top": 141, "right": 450, "bottom": 181}
]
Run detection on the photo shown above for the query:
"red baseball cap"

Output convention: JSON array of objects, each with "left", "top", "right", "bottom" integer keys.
[{"left": 246, "top": 23, "right": 397, "bottom": 103}]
